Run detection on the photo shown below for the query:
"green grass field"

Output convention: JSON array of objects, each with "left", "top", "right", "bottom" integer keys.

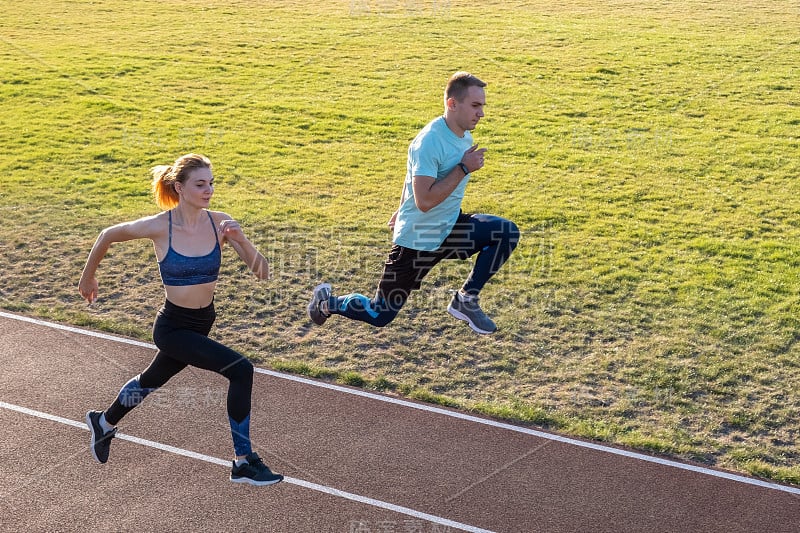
[{"left": 1, "top": 0, "right": 798, "bottom": 484}]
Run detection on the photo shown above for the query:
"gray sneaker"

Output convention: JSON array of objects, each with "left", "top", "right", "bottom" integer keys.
[
  {"left": 307, "top": 283, "right": 332, "bottom": 325},
  {"left": 447, "top": 292, "right": 497, "bottom": 334}
]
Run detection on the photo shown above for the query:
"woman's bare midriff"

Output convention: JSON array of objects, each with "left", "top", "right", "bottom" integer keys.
[{"left": 164, "top": 282, "right": 217, "bottom": 309}]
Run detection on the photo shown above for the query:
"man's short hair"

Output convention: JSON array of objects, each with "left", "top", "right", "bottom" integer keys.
[{"left": 444, "top": 72, "right": 486, "bottom": 102}]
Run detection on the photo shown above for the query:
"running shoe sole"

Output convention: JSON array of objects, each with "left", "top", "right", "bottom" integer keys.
[
  {"left": 229, "top": 474, "right": 284, "bottom": 486},
  {"left": 447, "top": 304, "right": 496, "bottom": 335},
  {"left": 86, "top": 410, "right": 116, "bottom": 464},
  {"left": 307, "top": 282, "right": 332, "bottom": 325}
]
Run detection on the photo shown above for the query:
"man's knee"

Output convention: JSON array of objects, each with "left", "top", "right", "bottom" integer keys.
[
  {"left": 475, "top": 215, "right": 520, "bottom": 246},
  {"left": 505, "top": 219, "right": 521, "bottom": 249},
  {"left": 487, "top": 216, "right": 520, "bottom": 250}
]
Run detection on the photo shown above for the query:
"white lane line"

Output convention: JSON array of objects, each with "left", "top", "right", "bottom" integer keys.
[
  {"left": 0, "top": 311, "right": 154, "bottom": 348},
  {"left": 2, "top": 310, "right": 799, "bottom": 496},
  {"left": 0, "top": 400, "right": 495, "bottom": 533},
  {"left": 260, "top": 369, "right": 800, "bottom": 496}
]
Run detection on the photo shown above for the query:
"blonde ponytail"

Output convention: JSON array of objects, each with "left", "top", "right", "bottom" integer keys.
[
  {"left": 151, "top": 164, "right": 179, "bottom": 210},
  {"left": 150, "top": 154, "right": 212, "bottom": 211}
]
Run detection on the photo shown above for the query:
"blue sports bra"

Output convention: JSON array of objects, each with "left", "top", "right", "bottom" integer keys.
[{"left": 158, "top": 210, "right": 221, "bottom": 286}]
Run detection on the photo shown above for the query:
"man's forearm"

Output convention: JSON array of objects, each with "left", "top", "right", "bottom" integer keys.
[{"left": 413, "top": 165, "right": 467, "bottom": 212}]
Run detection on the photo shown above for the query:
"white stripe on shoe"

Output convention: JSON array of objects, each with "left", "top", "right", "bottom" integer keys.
[{"left": 447, "top": 304, "right": 496, "bottom": 335}]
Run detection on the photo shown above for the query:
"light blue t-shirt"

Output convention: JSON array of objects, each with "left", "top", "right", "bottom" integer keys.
[{"left": 393, "top": 116, "right": 473, "bottom": 251}]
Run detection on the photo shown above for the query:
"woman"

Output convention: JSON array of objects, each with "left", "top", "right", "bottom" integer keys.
[{"left": 78, "top": 153, "right": 282, "bottom": 486}]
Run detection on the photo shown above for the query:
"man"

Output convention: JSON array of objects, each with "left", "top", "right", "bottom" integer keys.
[{"left": 307, "top": 72, "right": 519, "bottom": 334}]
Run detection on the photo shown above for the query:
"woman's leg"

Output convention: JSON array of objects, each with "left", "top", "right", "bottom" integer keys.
[
  {"left": 152, "top": 325, "right": 254, "bottom": 456},
  {"left": 103, "top": 302, "right": 254, "bottom": 456},
  {"left": 87, "top": 340, "right": 190, "bottom": 464},
  {"left": 103, "top": 351, "right": 186, "bottom": 425}
]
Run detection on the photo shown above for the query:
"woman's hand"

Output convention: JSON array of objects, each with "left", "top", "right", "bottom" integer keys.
[
  {"left": 219, "top": 218, "right": 246, "bottom": 244},
  {"left": 219, "top": 217, "right": 270, "bottom": 280},
  {"left": 78, "top": 274, "right": 99, "bottom": 304}
]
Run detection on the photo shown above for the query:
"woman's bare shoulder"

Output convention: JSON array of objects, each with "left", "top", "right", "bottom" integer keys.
[
  {"left": 207, "top": 209, "right": 233, "bottom": 223},
  {"left": 105, "top": 211, "right": 168, "bottom": 241}
]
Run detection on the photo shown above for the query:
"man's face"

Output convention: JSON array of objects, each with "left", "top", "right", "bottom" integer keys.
[{"left": 447, "top": 85, "right": 486, "bottom": 133}]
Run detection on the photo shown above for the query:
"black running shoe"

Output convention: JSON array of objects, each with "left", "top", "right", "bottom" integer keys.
[
  {"left": 230, "top": 453, "right": 284, "bottom": 486},
  {"left": 86, "top": 410, "right": 117, "bottom": 464},
  {"left": 307, "top": 282, "right": 332, "bottom": 325}
]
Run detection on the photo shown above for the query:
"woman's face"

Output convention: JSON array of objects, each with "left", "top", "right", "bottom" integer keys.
[{"left": 176, "top": 167, "right": 214, "bottom": 208}]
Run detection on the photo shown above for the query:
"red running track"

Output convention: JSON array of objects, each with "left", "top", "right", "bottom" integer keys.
[{"left": 0, "top": 312, "right": 797, "bottom": 532}]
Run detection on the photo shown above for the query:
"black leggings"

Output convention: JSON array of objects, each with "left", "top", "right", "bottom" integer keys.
[
  {"left": 331, "top": 213, "right": 520, "bottom": 327},
  {"left": 104, "top": 300, "right": 254, "bottom": 426}
]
